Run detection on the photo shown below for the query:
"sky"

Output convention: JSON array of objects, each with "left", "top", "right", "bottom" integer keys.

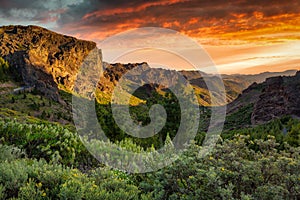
[{"left": 0, "top": 0, "right": 300, "bottom": 74}]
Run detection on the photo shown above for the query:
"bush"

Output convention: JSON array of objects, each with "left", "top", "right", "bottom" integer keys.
[
  {"left": 0, "top": 142, "right": 147, "bottom": 199},
  {"left": 18, "top": 178, "right": 46, "bottom": 200},
  {"left": 139, "top": 135, "right": 300, "bottom": 199},
  {"left": 0, "top": 144, "right": 24, "bottom": 162},
  {"left": 0, "top": 159, "right": 28, "bottom": 197},
  {"left": 0, "top": 119, "right": 83, "bottom": 165},
  {"left": 0, "top": 116, "right": 299, "bottom": 199},
  {"left": 0, "top": 184, "right": 6, "bottom": 200}
]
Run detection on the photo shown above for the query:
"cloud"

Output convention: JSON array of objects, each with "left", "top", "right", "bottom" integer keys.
[
  {"left": 1, "top": 0, "right": 300, "bottom": 45},
  {"left": 0, "top": 0, "right": 82, "bottom": 27},
  {"left": 1, "top": 0, "right": 299, "bottom": 74},
  {"left": 48, "top": 0, "right": 299, "bottom": 44}
]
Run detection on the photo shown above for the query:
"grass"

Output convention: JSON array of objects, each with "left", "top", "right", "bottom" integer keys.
[{"left": 0, "top": 86, "right": 73, "bottom": 125}]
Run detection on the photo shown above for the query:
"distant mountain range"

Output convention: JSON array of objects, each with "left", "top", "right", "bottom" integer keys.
[
  {"left": 0, "top": 25, "right": 299, "bottom": 125},
  {"left": 99, "top": 62, "right": 297, "bottom": 106}
]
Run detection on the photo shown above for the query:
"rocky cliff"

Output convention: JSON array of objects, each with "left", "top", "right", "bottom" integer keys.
[
  {"left": 228, "top": 71, "right": 300, "bottom": 125},
  {"left": 251, "top": 71, "right": 300, "bottom": 124},
  {"left": 0, "top": 25, "right": 99, "bottom": 101}
]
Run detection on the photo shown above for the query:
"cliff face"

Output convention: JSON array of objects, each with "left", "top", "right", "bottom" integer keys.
[
  {"left": 228, "top": 71, "right": 300, "bottom": 125},
  {"left": 0, "top": 25, "right": 99, "bottom": 101},
  {"left": 98, "top": 62, "right": 142, "bottom": 94},
  {"left": 251, "top": 72, "right": 300, "bottom": 124}
]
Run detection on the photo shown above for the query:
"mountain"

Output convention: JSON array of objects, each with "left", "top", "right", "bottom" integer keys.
[
  {"left": 180, "top": 70, "right": 298, "bottom": 103},
  {"left": 98, "top": 63, "right": 297, "bottom": 106},
  {"left": 0, "top": 25, "right": 99, "bottom": 102},
  {"left": 0, "top": 26, "right": 296, "bottom": 111},
  {"left": 227, "top": 71, "right": 300, "bottom": 126}
]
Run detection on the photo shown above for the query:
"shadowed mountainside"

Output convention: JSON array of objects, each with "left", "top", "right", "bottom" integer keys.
[{"left": 227, "top": 71, "right": 300, "bottom": 125}]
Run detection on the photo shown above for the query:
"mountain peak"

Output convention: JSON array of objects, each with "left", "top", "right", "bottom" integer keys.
[{"left": 0, "top": 25, "right": 99, "bottom": 101}]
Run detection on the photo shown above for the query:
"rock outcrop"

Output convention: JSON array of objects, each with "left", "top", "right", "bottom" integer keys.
[
  {"left": 0, "top": 25, "right": 99, "bottom": 101},
  {"left": 251, "top": 71, "right": 300, "bottom": 124},
  {"left": 228, "top": 71, "right": 300, "bottom": 125}
]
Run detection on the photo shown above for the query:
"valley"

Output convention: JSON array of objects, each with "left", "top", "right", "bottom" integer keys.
[{"left": 0, "top": 25, "right": 299, "bottom": 199}]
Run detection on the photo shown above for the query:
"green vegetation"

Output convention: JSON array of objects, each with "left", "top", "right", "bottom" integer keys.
[
  {"left": 222, "top": 116, "right": 300, "bottom": 148},
  {"left": 0, "top": 116, "right": 299, "bottom": 199},
  {"left": 140, "top": 135, "right": 300, "bottom": 199},
  {"left": 95, "top": 91, "right": 183, "bottom": 149},
  {"left": 0, "top": 67, "right": 299, "bottom": 198},
  {"left": 0, "top": 144, "right": 147, "bottom": 199},
  {"left": 0, "top": 89, "right": 73, "bottom": 125},
  {"left": 224, "top": 104, "right": 254, "bottom": 130}
]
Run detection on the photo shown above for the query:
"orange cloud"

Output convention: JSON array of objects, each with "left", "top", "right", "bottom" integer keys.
[
  {"left": 253, "top": 11, "right": 264, "bottom": 20},
  {"left": 162, "top": 20, "right": 181, "bottom": 29},
  {"left": 230, "top": 13, "right": 247, "bottom": 19},
  {"left": 188, "top": 17, "right": 198, "bottom": 25},
  {"left": 176, "top": 11, "right": 300, "bottom": 46},
  {"left": 58, "top": 0, "right": 300, "bottom": 48},
  {"left": 83, "top": 0, "right": 189, "bottom": 20}
]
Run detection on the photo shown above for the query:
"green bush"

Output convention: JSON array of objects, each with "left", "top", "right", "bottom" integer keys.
[
  {"left": 0, "top": 119, "right": 83, "bottom": 166},
  {"left": 139, "top": 135, "right": 300, "bottom": 199},
  {"left": 18, "top": 178, "right": 46, "bottom": 200},
  {"left": 0, "top": 147, "right": 146, "bottom": 199},
  {"left": 0, "top": 114, "right": 299, "bottom": 199},
  {"left": 0, "top": 159, "right": 28, "bottom": 197},
  {"left": 0, "top": 184, "right": 6, "bottom": 200},
  {"left": 0, "top": 144, "right": 24, "bottom": 162}
]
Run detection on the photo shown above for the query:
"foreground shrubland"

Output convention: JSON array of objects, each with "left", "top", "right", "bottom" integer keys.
[{"left": 0, "top": 118, "right": 299, "bottom": 199}]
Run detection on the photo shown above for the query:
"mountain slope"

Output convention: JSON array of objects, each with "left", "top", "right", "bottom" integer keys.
[
  {"left": 98, "top": 63, "right": 297, "bottom": 106},
  {"left": 0, "top": 25, "right": 297, "bottom": 106},
  {"left": 227, "top": 71, "right": 300, "bottom": 126},
  {"left": 0, "top": 25, "right": 99, "bottom": 101}
]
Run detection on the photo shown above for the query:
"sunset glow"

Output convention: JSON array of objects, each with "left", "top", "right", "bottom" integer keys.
[{"left": 1, "top": 0, "right": 299, "bottom": 74}]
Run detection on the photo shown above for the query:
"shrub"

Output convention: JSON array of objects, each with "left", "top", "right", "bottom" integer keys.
[
  {"left": 18, "top": 178, "right": 46, "bottom": 200},
  {"left": 0, "top": 119, "right": 83, "bottom": 165},
  {"left": 0, "top": 144, "right": 24, "bottom": 162}
]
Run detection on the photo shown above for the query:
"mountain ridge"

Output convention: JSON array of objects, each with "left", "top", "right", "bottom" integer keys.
[
  {"left": 0, "top": 25, "right": 299, "bottom": 126},
  {"left": 0, "top": 25, "right": 98, "bottom": 102},
  {"left": 227, "top": 71, "right": 300, "bottom": 125}
]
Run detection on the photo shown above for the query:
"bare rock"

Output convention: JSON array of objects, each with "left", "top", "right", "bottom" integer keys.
[{"left": 0, "top": 25, "right": 99, "bottom": 101}]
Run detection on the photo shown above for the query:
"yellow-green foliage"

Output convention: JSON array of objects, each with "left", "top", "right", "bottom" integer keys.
[
  {"left": 0, "top": 145, "right": 146, "bottom": 199},
  {"left": 140, "top": 135, "right": 300, "bottom": 199},
  {"left": 0, "top": 57, "right": 9, "bottom": 81},
  {"left": 0, "top": 119, "right": 81, "bottom": 165},
  {"left": 0, "top": 114, "right": 299, "bottom": 199}
]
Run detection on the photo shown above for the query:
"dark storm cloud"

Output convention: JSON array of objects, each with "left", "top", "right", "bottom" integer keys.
[
  {"left": 0, "top": 0, "right": 39, "bottom": 20},
  {"left": 0, "top": 0, "right": 81, "bottom": 24}
]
